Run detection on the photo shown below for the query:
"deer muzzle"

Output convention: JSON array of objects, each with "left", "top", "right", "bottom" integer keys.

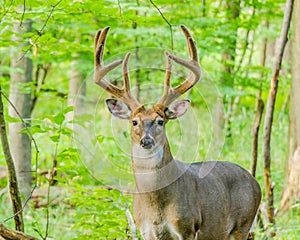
[{"left": 140, "top": 136, "right": 155, "bottom": 149}]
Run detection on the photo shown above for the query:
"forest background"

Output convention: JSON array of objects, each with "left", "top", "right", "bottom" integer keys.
[{"left": 0, "top": 0, "right": 300, "bottom": 239}]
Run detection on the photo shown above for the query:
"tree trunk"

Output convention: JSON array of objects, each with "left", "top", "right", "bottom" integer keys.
[
  {"left": 0, "top": 87, "right": 24, "bottom": 232},
  {"left": 66, "top": 58, "right": 86, "bottom": 122},
  {"left": 9, "top": 20, "right": 33, "bottom": 200},
  {"left": 281, "top": 0, "right": 300, "bottom": 210},
  {"left": 215, "top": 0, "right": 240, "bottom": 141},
  {"left": 251, "top": 22, "right": 268, "bottom": 177},
  {"left": 262, "top": 0, "right": 294, "bottom": 229}
]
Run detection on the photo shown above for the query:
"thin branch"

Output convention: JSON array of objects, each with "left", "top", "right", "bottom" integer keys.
[
  {"left": 0, "top": 90, "right": 39, "bottom": 223},
  {"left": 3, "top": 186, "right": 37, "bottom": 223},
  {"left": 234, "top": 29, "right": 251, "bottom": 75},
  {"left": 149, "top": 0, "right": 173, "bottom": 50},
  {"left": 0, "top": 91, "right": 39, "bottom": 186},
  {"left": 38, "top": 0, "right": 63, "bottom": 35},
  {"left": 0, "top": 86, "right": 24, "bottom": 232},
  {"left": 31, "top": 64, "right": 51, "bottom": 112},
  {"left": 17, "top": 0, "right": 63, "bottom": 62},
  {"left": 117, "top": 0, "right": 123, "bottom": 18},
  {"left": 0, "top": 0, "right": 14, "bottom": 24},
  {"left": 43, "top": 104, "right": 64, "bottom": 239},
  {"left": 251, "top": 98, "right": 264, "bottom": 177},
  {"left": 234, "top": 5, "right": 256, "bottom": 75},
  {"left": 20, "top": 0, "right": 26, "bottom": 27}
]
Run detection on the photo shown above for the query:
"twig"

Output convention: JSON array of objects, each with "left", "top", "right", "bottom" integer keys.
[
  {"left": 149, "top": 0, "right": 173, "bottom": 50},
  {"left": 17, "top": 0, "right": 63, "bottom": 62},
  {"left": 0, "top": 0, "right": 14, "bottom": 24},
  {"left": 234, "top": 6, "right": 256, "bottom": 75},
  {"left": 37, "top": 0, "right": 63, "bottom": 35},
  {"left": 20, "top": 0, "right": 26, "bottom": 27},
  {"left": 43, "top": 104, "right": 64, "bottom": 240},
  {"left": 3, "top": 186, "right": 37, "bottom": 223},
  {"left": 234, "top": 29, "right": 251, "bottom": 75},
  {"left": 31, "top": 64, "right": 51, "bottom": 112}
]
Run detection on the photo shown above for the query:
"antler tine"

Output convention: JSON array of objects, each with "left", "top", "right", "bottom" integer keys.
[
  {"left": 94, "top": 27, "right": 140, "bottom": 110},
  {"left": 122, "top": 52, "right": 140, "bottom": 109},
  {"left": 156, "top": 53, "right": 173, "bottom": 107},
  {"left": 157, "top": 25, "right": 201, "bottom": 108},
  {"left": 164, "top": 53, "right": 172, "bottom": 93}
]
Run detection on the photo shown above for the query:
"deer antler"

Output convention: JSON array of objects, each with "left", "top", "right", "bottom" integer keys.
[
  {"left": 94, "top": 26, "right": 141, "bottom": 110},
  {"left": 156, "top": 25, "right": 201, "bottom": 108}
]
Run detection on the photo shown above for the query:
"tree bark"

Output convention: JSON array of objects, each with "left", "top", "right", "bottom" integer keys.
[
  {"left": 66, "top": 58, "right": 86, "bottom": 122},
  {"left": 9, "top": 20, "right": 33, "bottom": 200},
  {"left": 262, "top": 0, "right": 294, "bottom": 228},
  {"left": 281, "top": 0, "right": 300, "bottom": 210},
  {"left": 251, "top": 22, "right": 268, "bottom": 177},
  {"left": 0, "top": 87, "right": 24, "bottom": 232},
  {"left": 215, "top": 0, "right": 240, "bottom": 141},
  {"left": 251, "top": 98, "right": 264, "bottom": 177},
  {"left": 0, "top": 223, "right": 37, "bottom": 240}
]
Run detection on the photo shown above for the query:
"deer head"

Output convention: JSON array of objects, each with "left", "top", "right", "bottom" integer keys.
[{"left": 94, "top": 25, "right": 201, "bottom": 156}]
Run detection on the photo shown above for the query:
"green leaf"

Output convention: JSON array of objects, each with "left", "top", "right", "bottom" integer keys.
[
  {"left": 29, "top": 124, "right": 46, "bottom": 134},
  {"left": 52, "top": 112, "right": 65, "bottom": 125},
  {"left": 50, "top": 134, "right": 60, "bottom": 143},
  {"left": 5, "top": 115, "right": 21, "bottom": 123},
  {"left": 63, "top": 106, "right": 74, "bottom": 114},
  {"left": 96, "top": 135, "right": 105, "bottom": 144}
]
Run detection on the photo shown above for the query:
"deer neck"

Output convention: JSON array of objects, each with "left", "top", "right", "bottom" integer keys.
[
  {"left": 132, "top": 140, "right": 180, "bottom": 193},
  {"left": 132, "top": 139, "right": 173, "bottom": 170}
]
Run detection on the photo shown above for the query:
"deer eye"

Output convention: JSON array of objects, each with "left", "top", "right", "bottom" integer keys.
[
  {"left": 157, "top": 120, "right": 164, "bottom": 126},
  {"left": 132, "top": 120, "right": 138, "bottom": 126}
]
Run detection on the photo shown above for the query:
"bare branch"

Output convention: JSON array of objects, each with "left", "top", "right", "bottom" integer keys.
[
  {"left": 149, "top": 0, "right": 174, "bottom": 50},
  {"left": 262, "top": 0, "right": 294, "bottom": 227},
  {"left": 20, "top": 0, "right": 26, "bottom": 27}
]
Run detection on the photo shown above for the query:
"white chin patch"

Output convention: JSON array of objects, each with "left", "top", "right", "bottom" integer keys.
[{"left": 132, "top": 144, "right": 163, "bottom": 169}]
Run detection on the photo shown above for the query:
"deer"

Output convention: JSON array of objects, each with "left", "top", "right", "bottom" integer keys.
[{"left": 93, "top": 25, "right": 262, "bottom": 240}]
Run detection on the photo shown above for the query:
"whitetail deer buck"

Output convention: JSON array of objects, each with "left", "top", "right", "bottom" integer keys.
[{"left": 94, "top": 25, "right": 261, "bottom": 240}]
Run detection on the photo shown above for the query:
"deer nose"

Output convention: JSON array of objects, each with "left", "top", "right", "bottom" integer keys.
[{"left": 140, "top": 136, "right": 155, "bottom": 149}]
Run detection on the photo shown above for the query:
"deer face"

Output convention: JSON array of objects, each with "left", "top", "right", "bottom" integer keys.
[
  {"left": 95, "top": 25, "right": 200, "bottom": 153},
  {"left": 106, "top": 99, "right": 190, "bottom": 150}
]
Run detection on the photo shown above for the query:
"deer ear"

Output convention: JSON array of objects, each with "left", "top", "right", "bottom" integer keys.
[
  {"left": 106, "top": 99, "right": 131, "bottom": 119},
  {"left": 165, "top": 99, "right": 190, "bottom": 120}
]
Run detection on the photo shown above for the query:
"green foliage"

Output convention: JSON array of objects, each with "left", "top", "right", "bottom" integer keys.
[{"left": 69, "top": 186, "right": 131, "bottom": 239}]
